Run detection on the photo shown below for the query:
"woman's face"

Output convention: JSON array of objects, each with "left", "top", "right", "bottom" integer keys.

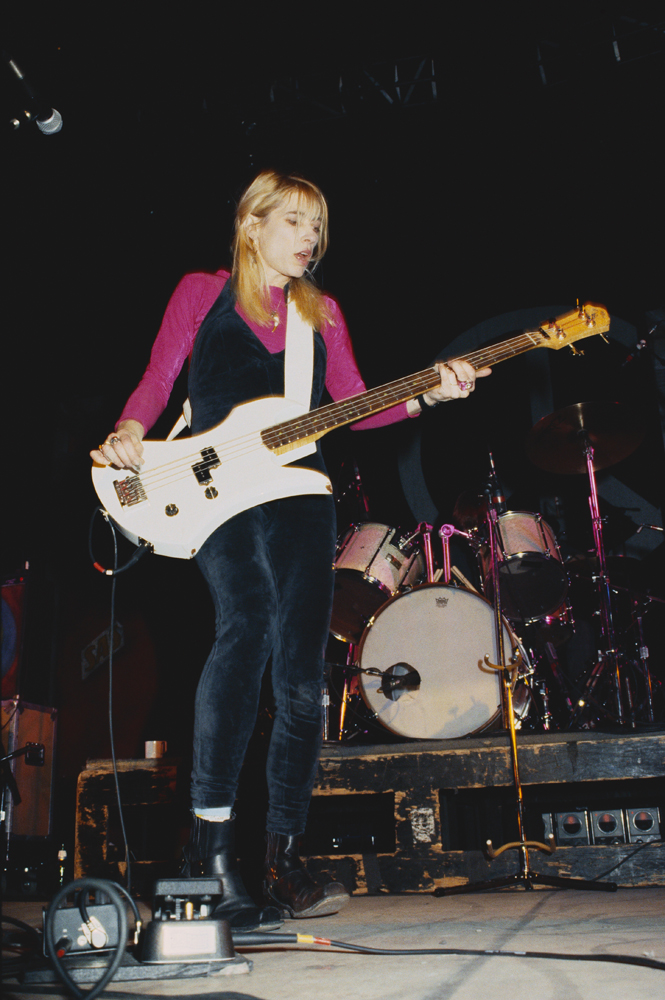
[{"left": 251, "top": 192, "right": 322, "bottom": 287}]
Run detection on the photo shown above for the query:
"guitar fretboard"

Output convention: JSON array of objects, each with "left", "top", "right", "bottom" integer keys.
[{"left": 262, "top": 329, "right": 545, "bottom": 452}]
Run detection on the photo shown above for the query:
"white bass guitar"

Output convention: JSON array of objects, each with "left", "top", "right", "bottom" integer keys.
[{"left": 91, "top": 304, "right": 610, "bottom": 559}]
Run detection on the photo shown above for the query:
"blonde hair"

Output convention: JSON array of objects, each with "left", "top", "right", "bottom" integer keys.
[{"left": 231, "top": 170, "right": 332, "bottom": 330}]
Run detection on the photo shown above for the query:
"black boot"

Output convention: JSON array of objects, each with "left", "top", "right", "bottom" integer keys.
[
  {"left": 181, "top": 813, "right": 282, "bottom": 931},
  {"left": 264, "top": 832, "right": 349, "bottom": 919}
]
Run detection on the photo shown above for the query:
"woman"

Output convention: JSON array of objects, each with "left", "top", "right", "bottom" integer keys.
[{"left": 91, "top": 170, "right": 488, "bottom": 928}]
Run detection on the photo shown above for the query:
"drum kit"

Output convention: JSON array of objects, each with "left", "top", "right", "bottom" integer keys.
[{"left": 325, "top": 400, "right": 663, "bottom": 744}]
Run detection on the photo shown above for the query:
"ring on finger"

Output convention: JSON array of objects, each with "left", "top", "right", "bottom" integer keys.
[
  {"left": 458, "top": 380, "right": 472, "bottom": 391},
  {"left": 108, "top": 435, "right": 121, "bottom": 445}
]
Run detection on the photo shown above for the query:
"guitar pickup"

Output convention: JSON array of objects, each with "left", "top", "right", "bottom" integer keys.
[
  {"left": 113, "top": 476, "right": 147, "bottom": 508},
  {"left": 192, "top": 447, "right": 220, "bottom": 486}
]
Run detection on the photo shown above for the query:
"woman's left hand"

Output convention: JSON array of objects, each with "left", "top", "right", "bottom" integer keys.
[{"left": 422, "top": 359, "right": 492, "bottom": 406}]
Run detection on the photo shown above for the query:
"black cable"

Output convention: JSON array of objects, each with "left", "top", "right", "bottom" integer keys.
[
  {"left": 44, "top": 878, "right": 129, "bottom": 1000},
  {"left": 104, "top": 527, "right": 133, "bottom": 896},
  {"left": 2, "top": 914, "right": 43, "bottom": 945},
  {"left": 88, "top": 506, "right": 152, "bottom": 577},
  {"left": 2, "top": 914, "right": 44, "bottom": 976},
  {"left": 85, "top": 509, "right": 135, "bottom": 895},
  {"left": 590, "top": 839, "right": 663, "bottom": 882},
  {"left": 231, "top": 931, "right": 665, "bottom": 971}
]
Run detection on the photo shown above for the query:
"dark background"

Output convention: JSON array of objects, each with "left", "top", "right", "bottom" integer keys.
[{"left": 2, "top": 5, "right": 664, "bottom": 849}]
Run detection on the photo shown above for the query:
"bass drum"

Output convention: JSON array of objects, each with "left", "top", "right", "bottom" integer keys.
[{"left": 358, "top": 584, "right": 522, "bottom": 740}]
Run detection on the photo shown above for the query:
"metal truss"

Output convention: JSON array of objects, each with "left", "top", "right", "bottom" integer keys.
[
  {"left": 266, "top": 56, "right": 438, "bottom": 124},
  {"left": 536, "top": 12, "right": 664, "bottom": 87}
]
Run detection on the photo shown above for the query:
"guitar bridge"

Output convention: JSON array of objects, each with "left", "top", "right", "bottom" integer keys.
[
  {"left": 193, "top": 447, "right": 220, "bottom": 486},
  {"left": 113, "top": 476, "right": 147, "bottom": 508}
]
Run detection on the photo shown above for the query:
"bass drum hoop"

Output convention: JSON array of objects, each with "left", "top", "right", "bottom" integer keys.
[{"left": 358, "top": 584, "right": 522, "bottom": 740}]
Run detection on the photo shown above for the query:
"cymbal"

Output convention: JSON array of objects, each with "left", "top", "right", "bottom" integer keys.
[{"left": 526, "top": 401, "right": 645, "bottom": 474}]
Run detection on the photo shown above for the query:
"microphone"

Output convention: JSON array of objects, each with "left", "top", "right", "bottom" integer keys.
[
  {"left": 621, "top": 339, "right": 646, "bottom": 367},
  {"left": 487, "top": 451, "right": 507, "bottom": 514},
  {"left": 6, "top": 53, "right": 63, "bottom": 133},
  {"left": 353, "top": 461, "right": 370, "bottom": 515},
  {"left": 380, "top": 663, "right": 421, "bottom": 700}
]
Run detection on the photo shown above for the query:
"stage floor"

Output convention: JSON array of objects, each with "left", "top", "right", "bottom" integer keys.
[{"left": 4, "top": 885, "right": 665, "bottom": 999}]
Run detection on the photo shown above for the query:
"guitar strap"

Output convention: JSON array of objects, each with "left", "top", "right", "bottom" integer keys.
[
  {"left": 283, "top": 296, "right": 315, "bottom": 408},
  {"left": 167, "top": 294, "right": 314, "bottom": 441}
]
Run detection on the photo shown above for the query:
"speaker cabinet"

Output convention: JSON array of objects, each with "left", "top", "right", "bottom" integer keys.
[{"left": 1, "top": 699, "right": 57, "bottom": 837}]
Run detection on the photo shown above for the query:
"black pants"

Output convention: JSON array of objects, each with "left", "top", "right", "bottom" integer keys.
[{"left": 191, "top": 494, "right": 336, "bottom": 835}]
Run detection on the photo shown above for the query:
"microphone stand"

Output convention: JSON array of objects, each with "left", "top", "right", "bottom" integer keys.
[
  {"left": 434, "top": 465, "right": 617, "bottom": 896},
  {"left": 568, "top": 431, "right": 624, "bottom": 727}
]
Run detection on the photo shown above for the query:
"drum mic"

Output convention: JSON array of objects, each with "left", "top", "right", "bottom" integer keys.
[
  {"left": 380, "top": 663, "right": 421, "bottom": 700},
  {"left": 487, "top": 451, "right": 507, "bottom": 514}
]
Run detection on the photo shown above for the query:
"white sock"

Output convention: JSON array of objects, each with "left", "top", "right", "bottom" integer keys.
[{"left": 194, "top": 806, "right": 233, "bottom": 822}]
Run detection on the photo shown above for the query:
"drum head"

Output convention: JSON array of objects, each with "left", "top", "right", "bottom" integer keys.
[{"left": 358, "top": 585, "right": 514, "bottom": 740}]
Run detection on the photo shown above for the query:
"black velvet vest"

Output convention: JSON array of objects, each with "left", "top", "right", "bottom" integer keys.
[{"left": 188, "top": 280, "right": 328, "bottom": 473}]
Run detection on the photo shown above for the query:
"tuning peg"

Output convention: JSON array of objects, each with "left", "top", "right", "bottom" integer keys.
[{"left": 569, "top": 344, "right": 584, "bottom": 356}]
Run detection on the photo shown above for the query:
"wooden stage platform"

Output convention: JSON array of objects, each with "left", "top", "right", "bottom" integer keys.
[
  {"left": 307, "top": 728, "right": 665, "bottom": 893},
  {"left": 72, "top": 729, "right": 665, "bottom": 897}
]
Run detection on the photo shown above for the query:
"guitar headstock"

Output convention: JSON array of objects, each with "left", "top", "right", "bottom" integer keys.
[{"left": 534, "top": 303, "right": 610, "bottom": 353}]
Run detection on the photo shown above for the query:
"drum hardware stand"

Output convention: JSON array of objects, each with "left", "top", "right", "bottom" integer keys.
[
  {"left": 435, "top": 475, "right": 618, "bottom": 896},
  {"left": 580, "top": 431, "right": 624, "bottom": 725},
  {"left": 419, "top": 522, "right": 436, "bottom": 582},
  {"left": 337, "top": 643, "right": 358, "bottom": 742},
  {"left": 542, "top": 641, "right": 575, "bottom": 726},
  {"left": 532, "top": 677, "right": 553, "bottom": 731},
  {"left": 527, "top": 403, "right": 648, "bottom": 727},
  {"left": 633, "top": 603, "right": 655, "bottom": 723},
  {"left": 632, "top": 524, "right": 662, "bottom": 723},
  {"left": 438, "top": 524, "right": 475, "bottom": 586},
  {"left": 335, "top": 460, "right": 370, "bottom": 518}
]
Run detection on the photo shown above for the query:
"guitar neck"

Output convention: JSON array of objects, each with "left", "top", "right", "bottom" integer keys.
[{"left": 262, "top": 328, "right": 546, "bottom": 454}]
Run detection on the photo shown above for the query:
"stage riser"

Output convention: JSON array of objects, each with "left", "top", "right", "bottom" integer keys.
[
  {"left": 308, "top": 732, "right": 665, "bottom": 891},
  {"left": 306, "top": 846, "right": 665, "bottom": 893}
]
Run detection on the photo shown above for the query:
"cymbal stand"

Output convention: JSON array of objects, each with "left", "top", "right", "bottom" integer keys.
[
  {"left": 570, "top": 433, "right": 624, "bottom": 726},
  {"left": 435, "top": 482, "right": 617, "bottom": 896},
  {"left": 633, "top": 602, "right": 655, "bottom": 723}
]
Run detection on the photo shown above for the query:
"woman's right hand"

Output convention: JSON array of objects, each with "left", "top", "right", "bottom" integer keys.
[{"left": 90, "top": 419, "right": 145, "bottom": 472}]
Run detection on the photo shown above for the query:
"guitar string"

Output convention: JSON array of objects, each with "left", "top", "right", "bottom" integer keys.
[
  {"left": 110, "top": 316, "right": 602, "bottom": 494},
  {"left": 261, "top": 333, "right": 546, "bottom": 448},
  {"left": 111, "top": 333, "right": 545, "bottom": 494},
  {"left": 111, "top": 343, "right": 529, "bottom": 500}
]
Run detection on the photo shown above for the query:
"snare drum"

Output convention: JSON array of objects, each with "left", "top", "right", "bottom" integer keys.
[
  {"left": 358, "top": 584, "right": 524, "bottom": 740},
  {"left": 330, "top": 523, "right": 425, "bottom": 644},
  {"left": 480, "top": 511, "right": 568, "bottom": 623}
]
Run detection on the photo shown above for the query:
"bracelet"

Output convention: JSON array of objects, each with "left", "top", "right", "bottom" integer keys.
[{"left": 416, "top": 393, "right": 437, "bottom": 411}]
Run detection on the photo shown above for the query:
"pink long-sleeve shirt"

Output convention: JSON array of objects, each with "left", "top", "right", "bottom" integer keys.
[{"left": 118, "top": 270, "right": 414, "bottom": 434}]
